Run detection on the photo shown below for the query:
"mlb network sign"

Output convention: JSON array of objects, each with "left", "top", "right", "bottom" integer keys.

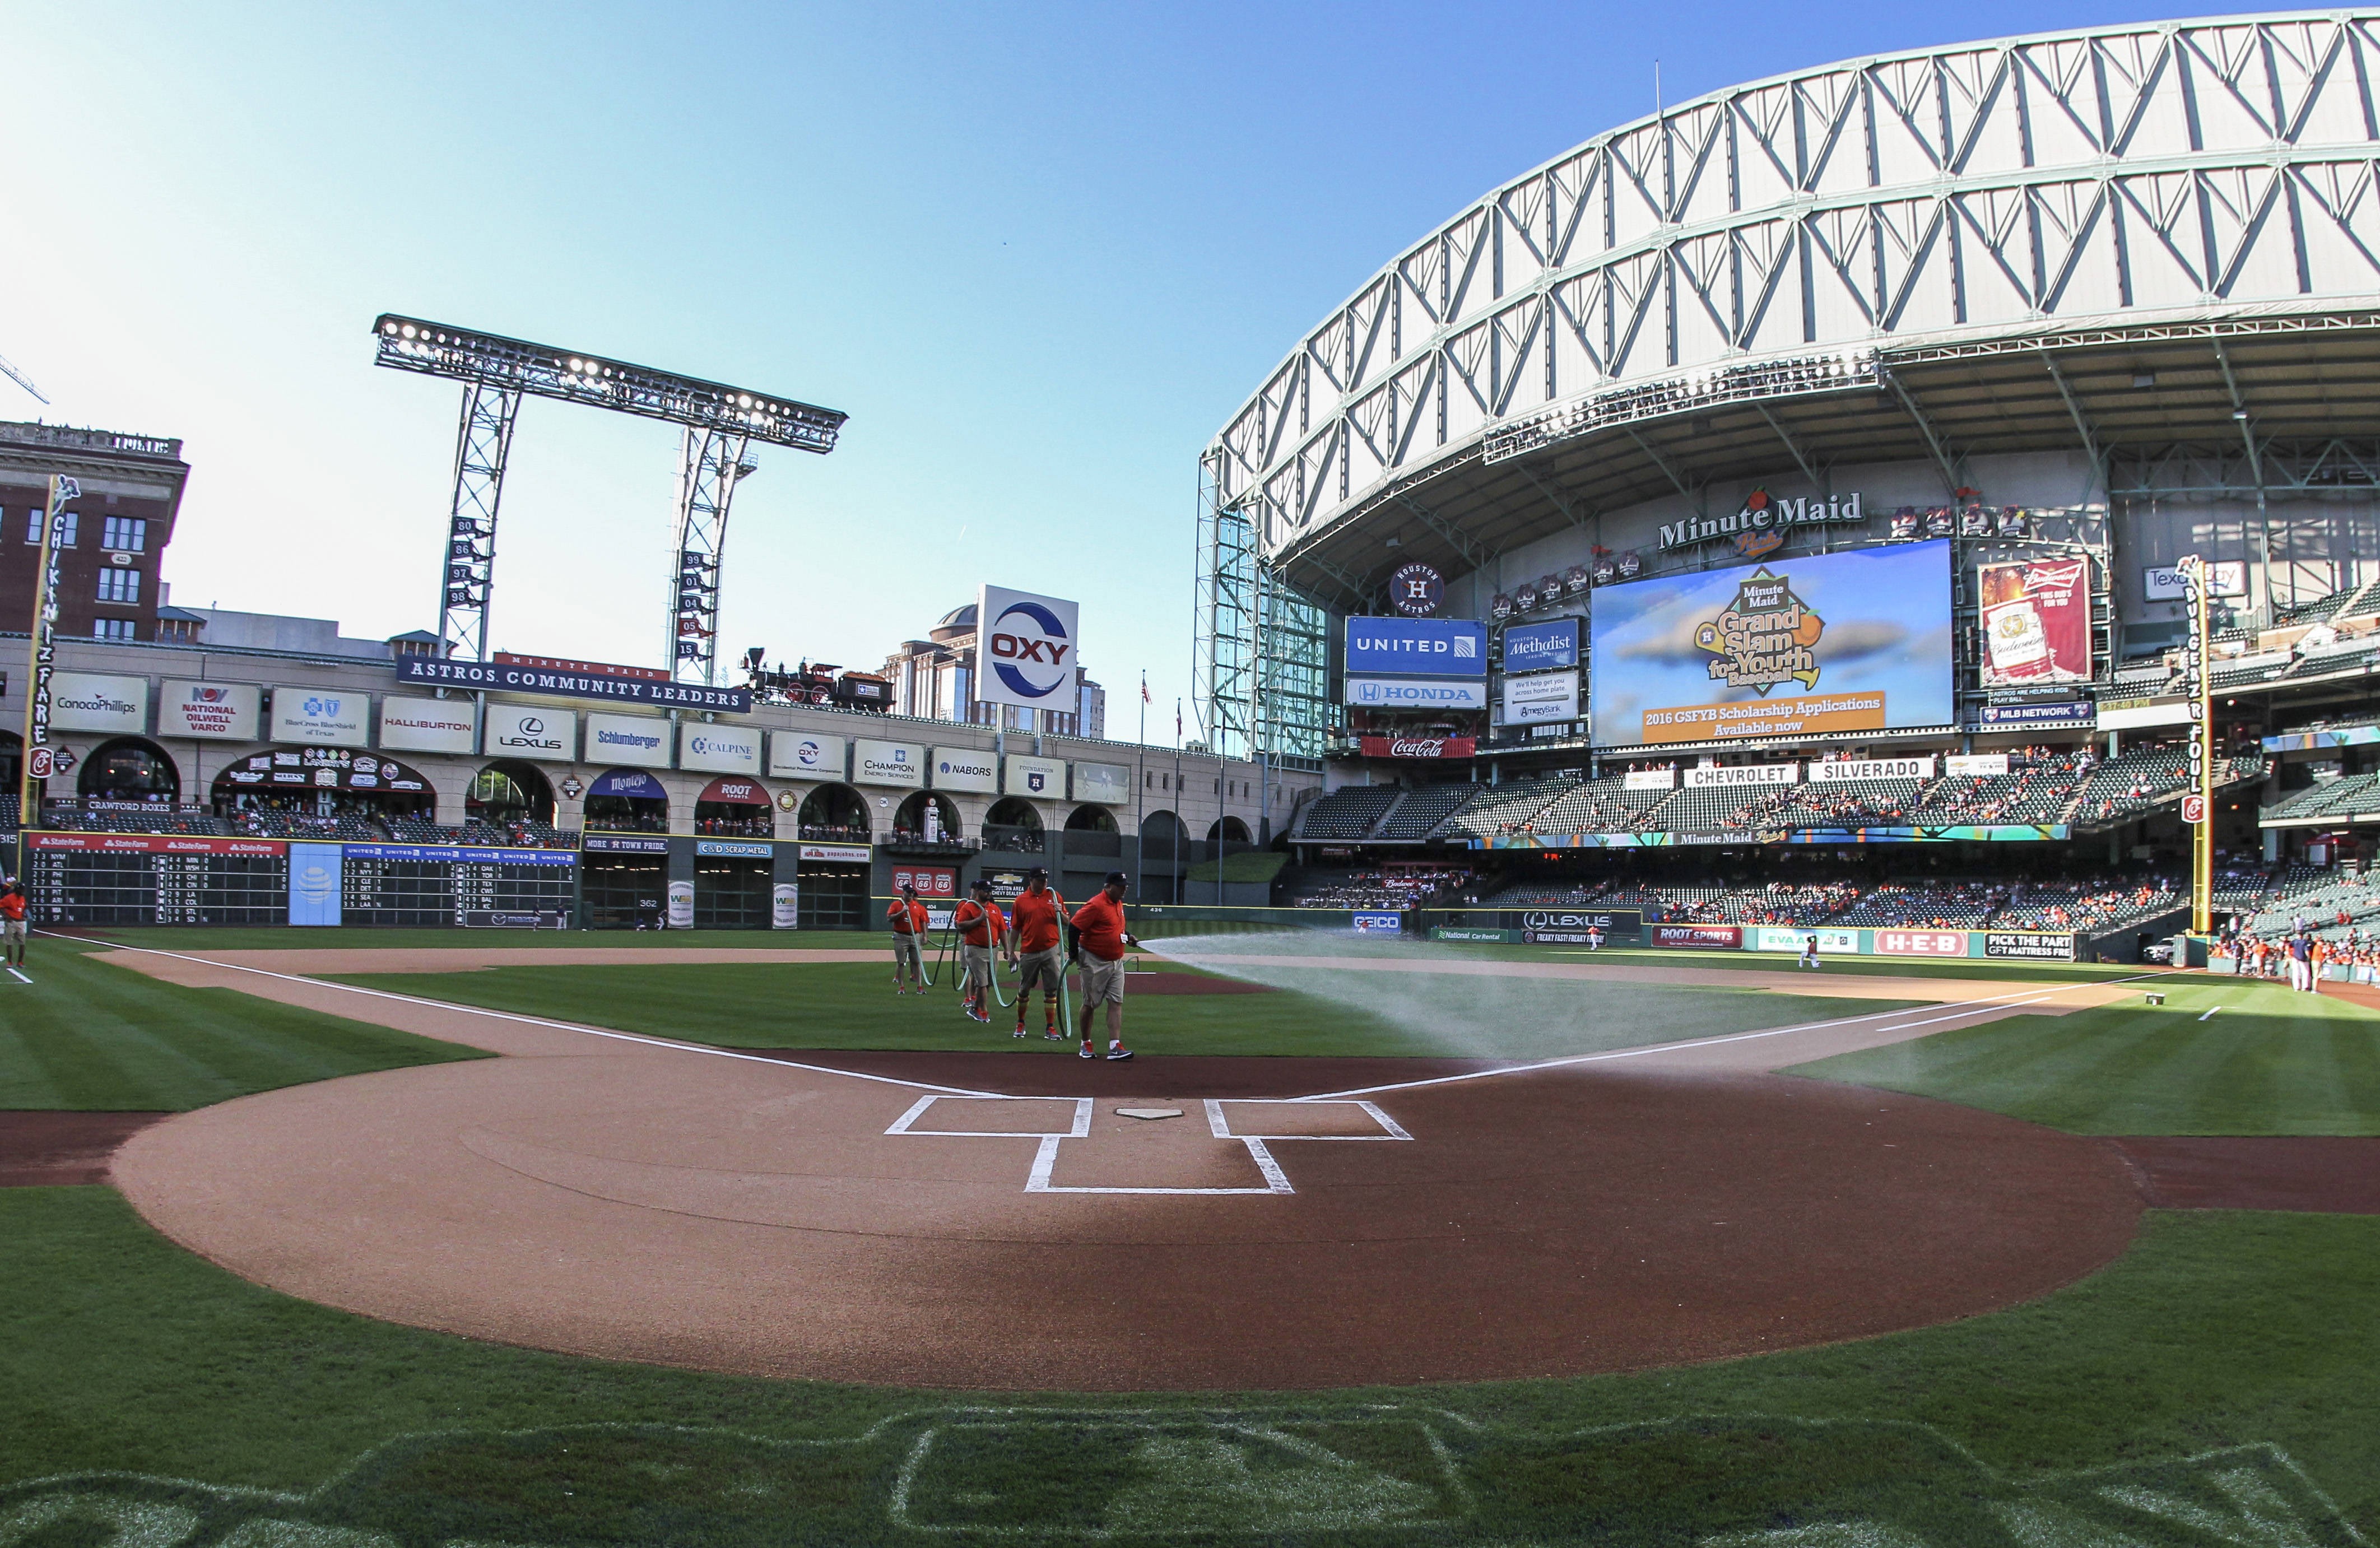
[
  {"left": 1344, "top": 617, "right": 1486, "bottom": 680},
  {"left": 977, "top": 584, "right": 1080, "bottom": 714}
]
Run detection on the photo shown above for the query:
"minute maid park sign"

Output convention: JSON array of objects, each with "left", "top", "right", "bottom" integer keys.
[{"left": 1659, "top": 489, "right": 1865, "bottom": 555}]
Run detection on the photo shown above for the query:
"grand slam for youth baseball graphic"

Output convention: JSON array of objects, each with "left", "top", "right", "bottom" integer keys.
[{"left": 1588, "top": 539, "right": 1954, "bottom": 746}]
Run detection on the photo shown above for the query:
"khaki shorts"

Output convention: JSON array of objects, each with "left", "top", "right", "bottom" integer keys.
[
  {"left": 1078, "top": 954, "right": 1127, "bottom": 1006},
  {"left": 961, "top": 942, "right": 992, "bottom": 982},
  {"left": 0, "top": 918, "right": 23, "bottom": 942},
  {"left": 1016, "top": 947, "right": 1065, "bottom": 994},
  {"left": 890, "top": 933, "right": 923, "bottom": 973}
]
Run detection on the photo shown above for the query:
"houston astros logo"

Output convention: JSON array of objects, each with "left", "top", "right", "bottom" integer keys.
[{"left": 988, "top": 601, "right": 1071, "bottom": 700}]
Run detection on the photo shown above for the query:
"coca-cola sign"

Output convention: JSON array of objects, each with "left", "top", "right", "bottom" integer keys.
[{"left": 1357, "top": 736, "right": 1477, "bottom": 760}]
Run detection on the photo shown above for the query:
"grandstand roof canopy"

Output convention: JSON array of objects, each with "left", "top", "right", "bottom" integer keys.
[{"left": 1204, "top": 12, "right": 2380, "bottom": 613}]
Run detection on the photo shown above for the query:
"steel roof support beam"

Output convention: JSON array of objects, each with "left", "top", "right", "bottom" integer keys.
[
  {"left": 1294, "top": 554, "right": 1374, "bottom": 615},
  {"left": 1392, "top": 492, "right": 1494, "bottom": 571},
  {"left": 1517, "top": 462, "right": 1597, "bottom": 531},
  {"left": 1753, "top": 404, "right": 1827, "bottom": 490},
  {"left": 1623, "top": 427, "right": 1702, "bottom": 508},
  {"left": 1882, "top": 370, "right": 1963, "bottom": 498},
  {"left": 2213, "top": 338, "right": 2279, "bottom": 617}
]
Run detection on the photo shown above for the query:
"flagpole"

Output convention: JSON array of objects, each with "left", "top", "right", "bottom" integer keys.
[{"left": 1135, "top": 671, "right": 1147, "bottom": 905}]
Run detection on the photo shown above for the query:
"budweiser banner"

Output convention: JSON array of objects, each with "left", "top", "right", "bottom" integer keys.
[
  {"left": 1358, "top": 736, "right": 1476, "bottom": 759},
  {"left": 1979, "top": 557, "right": 2091, "bottom": 686}
]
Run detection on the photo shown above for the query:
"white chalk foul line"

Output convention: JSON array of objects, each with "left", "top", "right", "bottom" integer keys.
[
  {"left": 2200, "top": 1005, "right": 2223, "bottom": 1021},
  {"left": 4, "top": 966, "right": 30, "bottom": 984},
  {"left": 43, "top": 933, "right": 1008, "bottom": 1099},
  {"left": 1289, "top": 975, "right": 2157, "bottom": 1101}
]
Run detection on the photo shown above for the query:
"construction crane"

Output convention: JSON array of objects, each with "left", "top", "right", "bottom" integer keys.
[{"left": 0, "top": 350, "right": 49, "bottom": 405}]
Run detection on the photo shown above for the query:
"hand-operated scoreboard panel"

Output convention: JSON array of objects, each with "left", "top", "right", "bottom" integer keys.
[{"left": 25, "top": 833, "right": 579, "bottom": 927}]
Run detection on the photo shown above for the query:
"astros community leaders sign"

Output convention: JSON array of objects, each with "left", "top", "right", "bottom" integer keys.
[{"left": 396, "top": 656, "right": 751, "bottom": 712}]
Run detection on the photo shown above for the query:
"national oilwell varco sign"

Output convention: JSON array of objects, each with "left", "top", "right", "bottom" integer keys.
[{"left": 1660, "top": 490, "right": 1866, "bottom": 555}]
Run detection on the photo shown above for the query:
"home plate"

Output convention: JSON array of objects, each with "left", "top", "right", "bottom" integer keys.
[{"left": 1115, "top": 1107, "right": 1184, "bottom": 1121}]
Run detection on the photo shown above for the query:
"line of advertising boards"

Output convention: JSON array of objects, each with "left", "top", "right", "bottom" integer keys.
[
  {"left": 1347, "top": 538, "right": 2114, "bottom": 750},
  {"left": 1428, "top": 909, "right": 2079, "bottom": 961},
  {"left": 40, "top": 671, "right": 1129, "bottom": 801}
]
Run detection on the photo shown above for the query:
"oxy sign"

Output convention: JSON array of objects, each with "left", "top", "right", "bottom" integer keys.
[
  {"left": 976, "top": 585, "right": 1080, "bottom": 713},
  {"left": 484, "top": 703, "right": 575, "bottom": 761},
  {"left": 769, "top": 732, "right": 847, "bottom": 780}
]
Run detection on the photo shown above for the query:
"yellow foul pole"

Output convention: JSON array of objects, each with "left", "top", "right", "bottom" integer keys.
[
  {"left": 17, "top": 475, "right": 72, "bottom": 835},
  {"left": 2177, "top": 554, "right": 2215, "bottom": 937}
]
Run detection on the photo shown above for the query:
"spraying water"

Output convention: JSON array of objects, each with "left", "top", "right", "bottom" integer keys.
[{"left": 1139, "top": 928, "right": 1825, "bottom": 1063}]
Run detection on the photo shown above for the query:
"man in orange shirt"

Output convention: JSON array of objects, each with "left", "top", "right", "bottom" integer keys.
[
  {"left": 1005, "top": 866, "right": 1068, "bottom": 1040},
  {"left": 951, "top": 878, "right": 1005, "bottom": 1024},
  {"left": 0, "top": 875, "right": 26, "bottom": 972},
  {"left": 886, "top": 882, "right": 931, "bottom": 994},
  {"left": 1067, "top": 871, "right": 1138, "bottom": 1061}
]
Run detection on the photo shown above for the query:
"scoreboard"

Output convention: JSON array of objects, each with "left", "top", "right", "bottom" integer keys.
[
  {"left": 26, "top": 833, "right": 289, "bottom": 926},
  {"left": 25, "top": 833, "right": 579, "bottom": 928},
  {"left": 330, "top": 843, "right": 577, "bottom": 927}
]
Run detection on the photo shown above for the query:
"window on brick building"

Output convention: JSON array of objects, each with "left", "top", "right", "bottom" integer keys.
[{"left": 97, "top": 567, "right": 142, "bottom": 605}]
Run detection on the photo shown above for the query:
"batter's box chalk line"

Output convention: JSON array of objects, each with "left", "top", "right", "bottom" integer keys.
[{"left": 882, "top": 1095, "right": 1412, "bottom": 1195}]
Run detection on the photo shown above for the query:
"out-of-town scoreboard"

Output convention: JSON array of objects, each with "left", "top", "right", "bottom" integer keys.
[{"left": 24, "top": 833, "right": 575, "bottom": 927}]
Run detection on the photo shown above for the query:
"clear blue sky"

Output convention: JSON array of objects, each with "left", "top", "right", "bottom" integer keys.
[{"left": 3, "top": 0, "right": 2209, "bottom": 744}]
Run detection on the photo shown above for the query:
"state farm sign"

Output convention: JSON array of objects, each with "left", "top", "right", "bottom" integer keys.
[{"left": 1357, "top": 736, "right": 1476, "bottom": 759}]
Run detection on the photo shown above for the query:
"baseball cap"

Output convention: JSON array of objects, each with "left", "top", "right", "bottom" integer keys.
[
  {"left": 899, "top": 881, "right": 917, "bottom": 894},
  {"left": 970, "top": 877, "right": 992, "bottom": 892},
  {"left": 1105, "top": 871, "right": 1129, "bottom": 886},
  {"left": 1025, "top": 866, "right": 1048, "bottom": 880}
]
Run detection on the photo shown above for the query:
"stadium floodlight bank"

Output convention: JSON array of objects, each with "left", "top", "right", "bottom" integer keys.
[
  {"left": 1197, "top": 11, "right": 2380, "bottom": 779},
  {"left": 374, "top": 315, "right": 848, "bottom": 686}
]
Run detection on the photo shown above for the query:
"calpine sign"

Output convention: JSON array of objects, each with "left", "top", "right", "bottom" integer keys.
[{"left": 1660, "top": 490, "right": 1867, "bottom": 554}]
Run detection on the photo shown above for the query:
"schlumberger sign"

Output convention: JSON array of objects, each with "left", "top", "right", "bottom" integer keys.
[{"left": 1660, "top": 490, "right": 1866, "bottom": 554}]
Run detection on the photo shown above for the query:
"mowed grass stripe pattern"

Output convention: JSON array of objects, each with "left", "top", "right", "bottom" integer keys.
[
  {"left": 1, "top": 1191, "right": 2375, "bottom": 1536},
  {"left": 0, "top": 940, "right": 486, "bottom": 1110},
  {"left": 327, "top": 959, "right": 1925, "bottom": 1061},
  {"left": 1790, "top": 975, "right": 2380, "bottom": 1135}
]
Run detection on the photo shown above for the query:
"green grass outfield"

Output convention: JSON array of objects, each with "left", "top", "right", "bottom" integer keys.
[
  {"left": 1, "top": 1188, "right": 2373, "bottom": 1544},
  {"left": 1789, "top": 971, "right": 2380, "bottom": 1135},
  {"left": 324, "top": 955, "right": 1923, "bottom": 1061},
  {"left": 0, "top": 936, "right": 485, "bottom": 1110}
]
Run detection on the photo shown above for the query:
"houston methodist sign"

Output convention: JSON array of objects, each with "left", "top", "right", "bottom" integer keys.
[{"left": 976, "top": 584, "right": 1080, "bottom": 714}]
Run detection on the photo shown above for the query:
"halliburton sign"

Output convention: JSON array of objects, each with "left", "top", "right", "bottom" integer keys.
[{"left": 1357, "top": 736, "right": 1477, "bottom": 759}]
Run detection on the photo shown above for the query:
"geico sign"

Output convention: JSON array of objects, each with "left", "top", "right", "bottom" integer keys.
[{"left": 988, "top": 600, "right": 1072, "bottom": 700}]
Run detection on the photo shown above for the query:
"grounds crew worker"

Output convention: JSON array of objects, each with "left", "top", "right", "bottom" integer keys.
[
  {"left": 886, "top": 882, "right": 931, "bottom": 994},
  {"left": 951, "top": 878, "right": 1005, "bottom": 1024},
  {"left": 1005, "top": 866, "right": 1068, "bottom": 1040},
  {"left": 0, "top": 876, "right": 25, "bottom": 971},
  {"left": 1066, "top": 871, "right": 1138, "bottom": 1061}
]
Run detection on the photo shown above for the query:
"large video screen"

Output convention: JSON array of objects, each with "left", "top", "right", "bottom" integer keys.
[{"left": 1588, "top": 540, "right": 1954, "bottom": 747}]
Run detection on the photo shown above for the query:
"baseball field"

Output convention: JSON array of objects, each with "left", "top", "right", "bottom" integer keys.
[{"left": 3, "top": 924, "right": 2376, "bottom": 1547}]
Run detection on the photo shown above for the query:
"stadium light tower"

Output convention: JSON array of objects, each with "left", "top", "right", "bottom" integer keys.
[{"left": 373, "top": 315, "right": 847, "bottom": 679}]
